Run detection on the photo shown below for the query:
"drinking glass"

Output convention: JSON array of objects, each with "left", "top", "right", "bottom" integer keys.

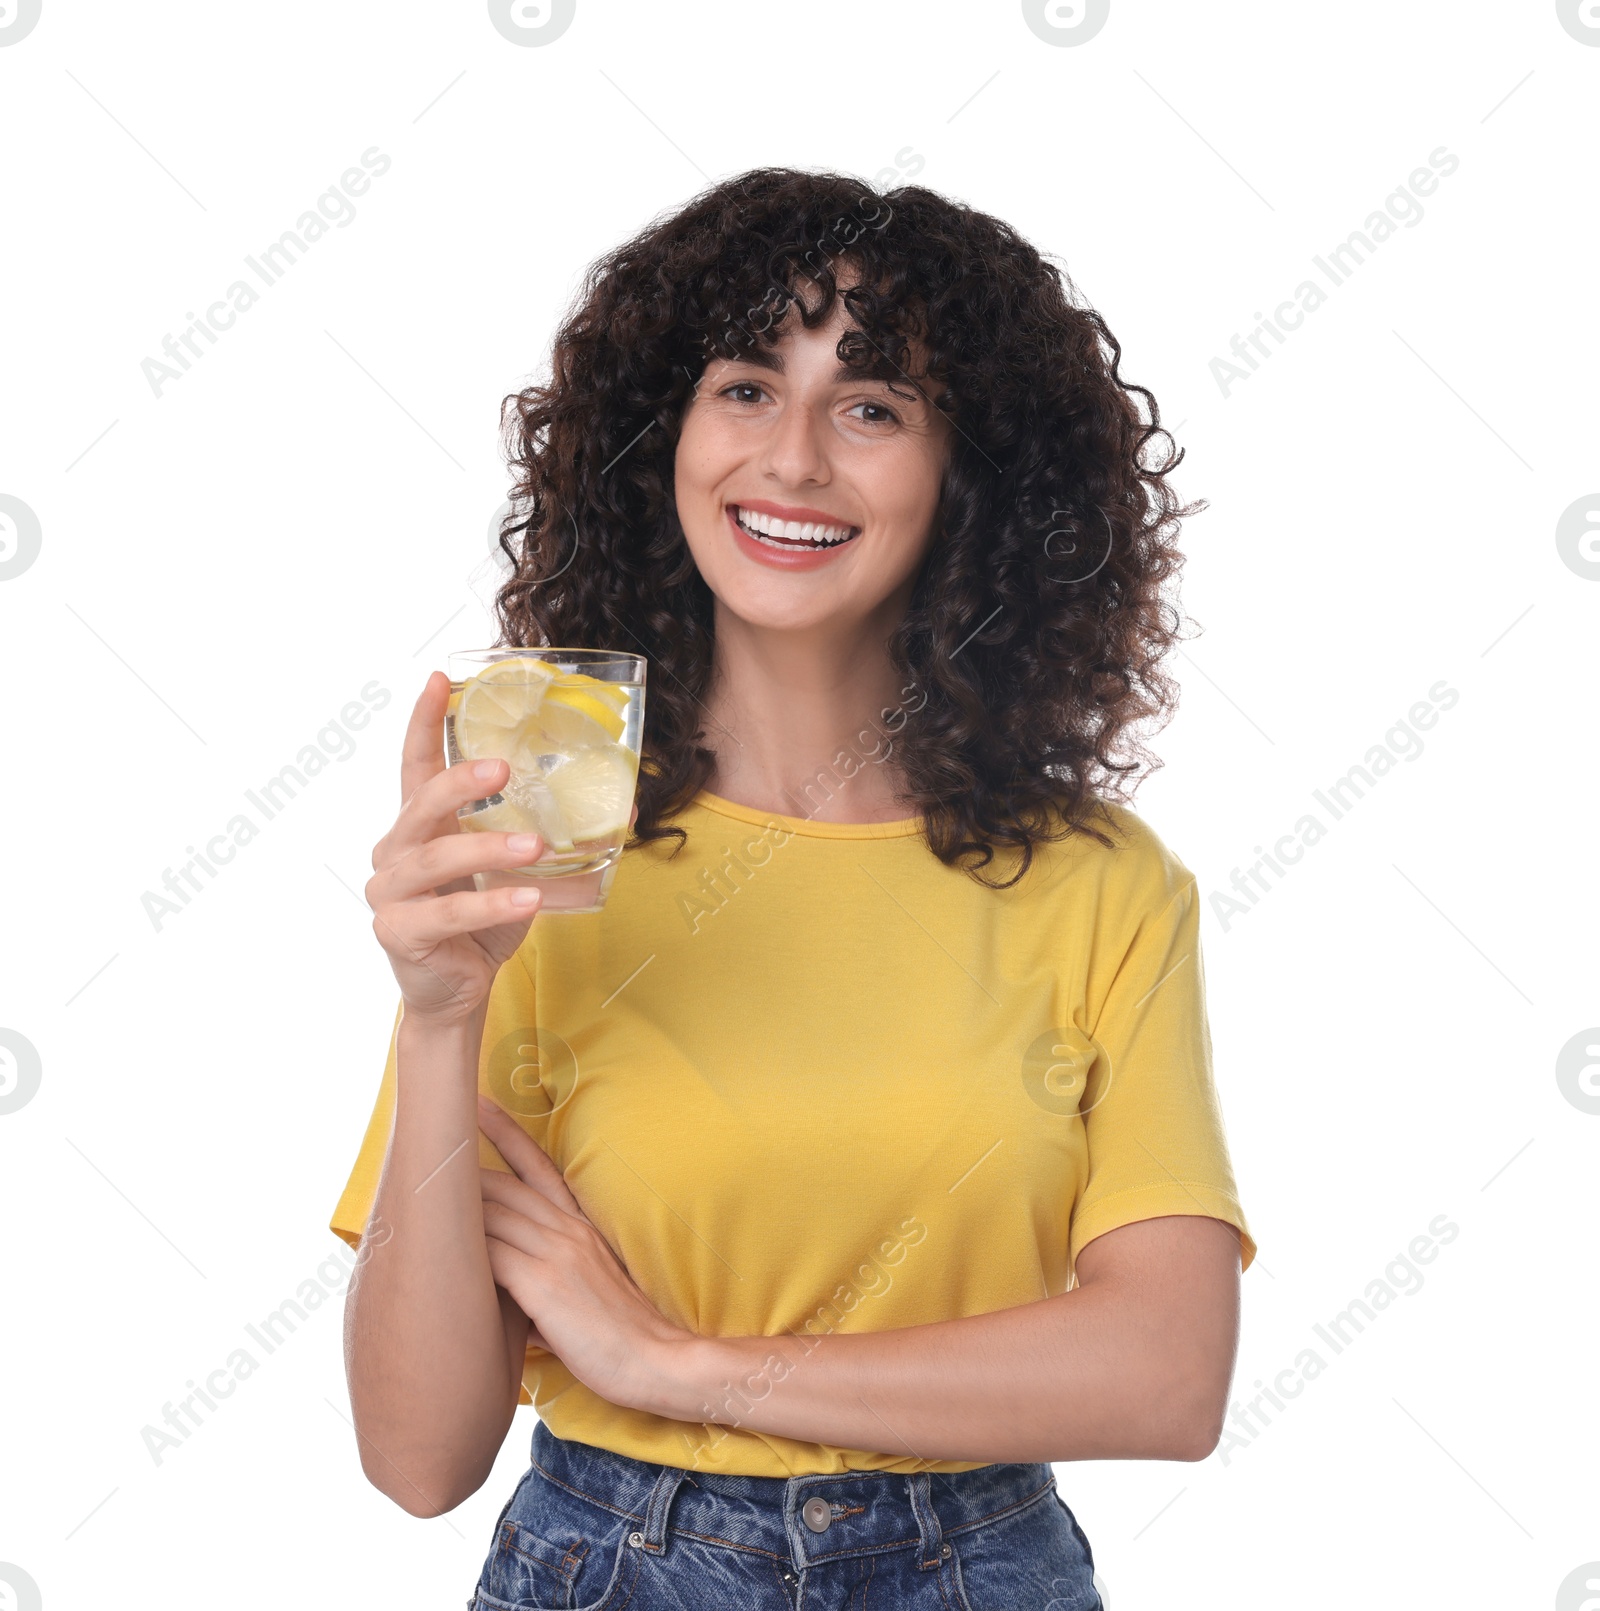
[{"left": 444, "top": 648, "right": 646, "bottom": 914}]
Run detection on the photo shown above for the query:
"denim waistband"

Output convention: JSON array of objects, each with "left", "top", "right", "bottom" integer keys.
[{"left": 528, "top": 1419, "right": 1061, "bottom": 1570}]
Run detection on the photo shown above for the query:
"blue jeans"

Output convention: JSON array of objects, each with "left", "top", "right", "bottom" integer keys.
[{"left": 470, "top": 1418, "right": 1102, "bottom": 1610}]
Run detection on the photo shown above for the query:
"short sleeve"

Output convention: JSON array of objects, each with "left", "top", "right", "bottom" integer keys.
[
  {"left": 1069, "top": 878, "right": 1257, "bottom": 1276},
  {"left": 329, "top": 997, "right": 404, "bottom": 1253},
  {"left": 328, "top": 948, "right": 544, "bottom": 1255}
]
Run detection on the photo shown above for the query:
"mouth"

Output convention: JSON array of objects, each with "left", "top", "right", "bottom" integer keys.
[{"left": 728, "top": 504, "right": 861, "bottom": 551}]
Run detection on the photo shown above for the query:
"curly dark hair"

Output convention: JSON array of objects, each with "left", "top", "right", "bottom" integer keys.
[{"left": 492, "top": 167, "right": 1201, "bottom": 888}]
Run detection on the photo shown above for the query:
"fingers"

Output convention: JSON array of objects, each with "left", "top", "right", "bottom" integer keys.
[
  {"left": 479, "top": 1100, "right": 585, "bottom": 1215},
  {"left": 378, "top": 754, "right": 511, "bottom": 874},
  {"left": 369, "top": 823, "right": 549, "bottom": 907},
  {"left": 481, "top": 1162, "right": 570, "bottom": 1223},
  {"left": 372, "top": 879, "right": 543, "bottom": 954},
  {"left": 482, "top": 1196, "right": 558, "bottom": 1257},
  {"left": 478, "top": 1095, "right": 552, "bottom": 1174},
  {"left": 484, "top": 1236, "right": 559, "bottom": 1358},
  {"left": 378, "top": 671, "right": 514, "bottom": 869},
  {"left": 398, "top": 672, "right": 452, "bottom": 813}
]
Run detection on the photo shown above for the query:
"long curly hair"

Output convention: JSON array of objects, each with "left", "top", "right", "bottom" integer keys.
[{"left": 493, "top": 167, "right": 1201, "bottom": 888}]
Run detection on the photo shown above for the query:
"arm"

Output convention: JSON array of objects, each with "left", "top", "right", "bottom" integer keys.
[
  {"left": 472, "top": 1100, "right": 1242, "bottom": 1468},
  {"left": 343, "top": 1006, "right": 532, "bottom": 1516},
  {"left": 645, "top": 1214, "right": 1242, "bottom": 1465},
  {"left": 341, "top": 672, "right": 600, "bottom": 1515}
]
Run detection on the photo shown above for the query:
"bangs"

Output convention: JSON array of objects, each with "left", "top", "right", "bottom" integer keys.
[{"left": 679, "top": 177, "right": 933, "bottom": 386}]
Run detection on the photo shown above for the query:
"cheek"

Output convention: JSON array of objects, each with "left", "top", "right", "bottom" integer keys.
[
  {"left": 673, "top": 426, "right": 705, "bottom": 495},
  {"left": 673, "top": 456, "right": 713, "bottom": 539},
  {"left": 675, "top": 415, "right": 738, "bottom": 505},
  {"left": 672, "top": 428, "right": 738, "bottom": 575},
  {"left": 873, "top": 439, "right": 945, "bottom": 536}
]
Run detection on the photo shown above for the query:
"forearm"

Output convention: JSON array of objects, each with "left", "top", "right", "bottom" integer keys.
[
  {"left": 647, "top": 1282, "right": 1223, "bottom": 1466},
  {"left": 343, "top": 1005, "right": 525, "bottom": 1514}
]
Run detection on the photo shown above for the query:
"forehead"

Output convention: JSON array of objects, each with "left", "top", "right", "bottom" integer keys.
[{"left": 713, "top": 315, "right": 856, "bottom": 379}]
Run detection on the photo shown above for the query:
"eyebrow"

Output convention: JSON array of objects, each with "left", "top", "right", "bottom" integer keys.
[{"left": 724, "top": 349, "right": 898, "bottom": 388}]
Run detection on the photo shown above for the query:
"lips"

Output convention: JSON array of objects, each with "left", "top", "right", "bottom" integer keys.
[{"left": 729, "top": 504, "right": 861, "bottom": 550}]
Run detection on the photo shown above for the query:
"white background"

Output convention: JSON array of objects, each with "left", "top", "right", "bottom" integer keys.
[{"left": 2, "top": 1, "right": 1596, "bottom": 1607}]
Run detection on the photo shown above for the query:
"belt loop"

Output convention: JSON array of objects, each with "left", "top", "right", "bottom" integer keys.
[
  {"left": 905, "top": 1471, "right": 946, "bottom": 1569},
  {"left": 638, "top": 1462, "right": 688, "bottom": 1555}
]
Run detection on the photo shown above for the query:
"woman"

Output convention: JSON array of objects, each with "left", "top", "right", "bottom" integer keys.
[{"left": 331, "top": 168, "right": 1256, "bottom": 1611}]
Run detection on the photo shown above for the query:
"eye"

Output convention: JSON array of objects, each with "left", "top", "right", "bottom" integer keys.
[
  {"left": 720, "top": 381, "right": 768, "bottom": 405},
  {"left": 847, "top": 399, "right": 901, "bottom": 425}
]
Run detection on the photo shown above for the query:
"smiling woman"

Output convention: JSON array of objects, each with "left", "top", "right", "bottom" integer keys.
[
  {"left": 332, "top": 167, "right": 1255, "bottom": 1611},
  {"left": 492, "top": 168, "right": 1207, "bottom": 867}
]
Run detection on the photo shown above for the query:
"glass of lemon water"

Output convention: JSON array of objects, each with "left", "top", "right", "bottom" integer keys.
[{"left": 445, "top": 648, "right": 646, "bottom": 912}]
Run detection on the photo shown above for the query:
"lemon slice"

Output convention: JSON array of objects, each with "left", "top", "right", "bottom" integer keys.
[
  {"left": 546, "top": 672, "right": 628, "bottom": 739},
  {"left": 454, "top": 657, "right": 635, "bottom": 853},
  {"left": 455, "top": 657, "right": 559, "bottom": 748},
  {"left": 539, "top": 743, "right": 639, "bottom": 842},
  {"left": 457, "top": 661, "right": 627, "bottom": 744},
  {"left": 553, "top": 670, "right": 628, "bottom": 708}
]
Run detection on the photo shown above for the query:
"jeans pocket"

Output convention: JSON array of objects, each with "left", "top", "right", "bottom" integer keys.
[
  {"left": 474, "top": 1515, "right": 588, "bottom": 1610},
  {"left": 1053, "top": 1493, "right": 1097, "bottom": 1571},
  {"left": 949, "top": 1488, "right": 1099, "bottom": 1611},
  {"left": 473, "top": 1491, "right": 641, "bottom": 1611}
]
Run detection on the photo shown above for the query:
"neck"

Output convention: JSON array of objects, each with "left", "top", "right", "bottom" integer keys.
[{"left": 699, "top": 603, "right": 918, "bottom": 825}]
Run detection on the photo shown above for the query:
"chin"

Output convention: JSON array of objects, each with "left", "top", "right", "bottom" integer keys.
[{"left": 713, "top": 584, "right": 845, "bottom": 633}]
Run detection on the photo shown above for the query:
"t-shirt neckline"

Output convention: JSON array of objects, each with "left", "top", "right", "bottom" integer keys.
[{"left": 691, "top": 787, "right": 924, "bottom": 840}]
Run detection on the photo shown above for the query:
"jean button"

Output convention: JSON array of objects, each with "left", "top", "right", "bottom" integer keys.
[{"left": 801, "top": 1497, "right": 832, "bottom": 1533}]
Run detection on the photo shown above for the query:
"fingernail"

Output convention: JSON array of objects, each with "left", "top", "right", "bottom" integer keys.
[
  {"left": 474, "top": 759, "right": 502, "bottom": 780},
  {"left": 506, "top": 833, "right": 541, "bottom": 853},
  {"left": 477, "top": 1093, "right": 495, "bottom": 1112},
  {"left": 510, "top": 887, "right": 540, "bottom": 907}
]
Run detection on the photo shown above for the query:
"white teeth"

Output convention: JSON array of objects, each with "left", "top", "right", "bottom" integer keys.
[{"left": 734, "top": 507, "right": 855, "bottom": 547}]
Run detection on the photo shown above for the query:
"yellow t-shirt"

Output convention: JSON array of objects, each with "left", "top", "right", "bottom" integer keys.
[{"left": 330, "top": 788, "right": 1255, "bottom": 1477}]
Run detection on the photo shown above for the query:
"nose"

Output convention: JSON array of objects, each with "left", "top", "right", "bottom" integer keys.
[{"left": 757, "top": 393, "right": 830, "bottom": 490}]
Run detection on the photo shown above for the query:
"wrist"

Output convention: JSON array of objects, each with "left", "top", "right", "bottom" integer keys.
[
  {"left": 397, "top": 1001, "right": 487, "bottom": 1058},
  {"left": 629, "top": 1331, "right": 732, "bottom": 1423}
]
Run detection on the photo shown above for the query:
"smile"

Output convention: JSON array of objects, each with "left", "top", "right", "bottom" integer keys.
[{"left": 730, "top": 505, "right": 860, "bottom": 550}]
